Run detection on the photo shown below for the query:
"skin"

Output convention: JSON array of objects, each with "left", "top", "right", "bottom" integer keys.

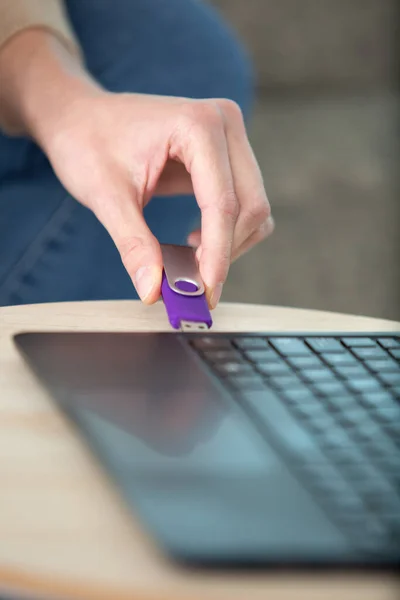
[{"left": 0, "top": 30, "right": 274, "bottom": 308}]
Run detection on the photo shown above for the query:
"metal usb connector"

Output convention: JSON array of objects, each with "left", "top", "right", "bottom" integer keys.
[{"left": 180, "top": 320, "right": 209, "bottom": 332}]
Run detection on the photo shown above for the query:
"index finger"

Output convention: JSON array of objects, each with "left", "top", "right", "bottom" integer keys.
[{"left": 175, "top": 104, "right": 238, "bottom": 307}]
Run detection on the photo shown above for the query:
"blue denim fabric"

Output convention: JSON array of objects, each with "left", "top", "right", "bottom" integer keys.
[{"left": 0, "top": 0, "right": 253, "bottom": 306}]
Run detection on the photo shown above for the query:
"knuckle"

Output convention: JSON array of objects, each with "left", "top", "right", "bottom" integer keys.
[
  {"left": 180, "top": 100, "right": 222, "bottom": 132},
  {"left": 216, "top": 98, "right": 243, "bottom": 123},
  {"left": 220, "top": 190, "right": 240, "bottom": 220},
  {"left": 118, "top": 235, "right": 151, "bottom": 267},
  {"left": 244, "top": 197, "right": 270, "bottom": 226},
  {"left": 257, "top": 199, "right": 271, "bottom": 222},
  {"left": 254, "top": 225, "right": 268, "bottom": 243}
]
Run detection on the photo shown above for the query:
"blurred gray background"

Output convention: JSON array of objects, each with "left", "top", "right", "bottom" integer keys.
[{"left": 211, "top": 0, "right": 399, "bottom": 320}]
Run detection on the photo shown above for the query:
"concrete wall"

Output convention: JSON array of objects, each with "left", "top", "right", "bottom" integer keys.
[{"left": 211, "top": 0, "right": 397, "bottom": 91}]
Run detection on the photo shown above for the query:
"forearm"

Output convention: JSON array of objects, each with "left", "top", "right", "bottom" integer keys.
[{"left": 0, "top": 29, "right": 101, "bottom": 147}]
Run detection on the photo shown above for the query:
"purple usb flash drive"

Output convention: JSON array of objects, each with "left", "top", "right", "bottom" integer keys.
[{"left": 161, "top": 244, "right": 213, "bottom": 331}]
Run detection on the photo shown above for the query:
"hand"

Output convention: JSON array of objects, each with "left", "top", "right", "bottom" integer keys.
[
  {"left": 46, "top": 91, "right": 273, "bottom": 306},
  {"left": 1, "top": 32, "right": 274, "bottom": 307}
]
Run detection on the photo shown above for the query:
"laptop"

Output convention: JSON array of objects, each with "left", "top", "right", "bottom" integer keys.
[{"left": 14, "top": 330, "right": 400, "bottom": 569}]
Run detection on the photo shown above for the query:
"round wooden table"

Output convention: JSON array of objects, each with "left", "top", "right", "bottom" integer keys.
[{"left": 1, "top": 301, "right": 399, "bottom": 600}]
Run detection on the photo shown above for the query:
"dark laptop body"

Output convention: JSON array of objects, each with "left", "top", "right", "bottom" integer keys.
[{"left": 14, "top": 331, "right": 400, "bottom": 569}]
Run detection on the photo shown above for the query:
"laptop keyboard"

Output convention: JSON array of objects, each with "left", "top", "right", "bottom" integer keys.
[{"left": 189, "top": 334, "right": 400, "bottom": 553}]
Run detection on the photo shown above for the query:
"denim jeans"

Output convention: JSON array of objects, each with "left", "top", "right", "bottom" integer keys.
[{"left": 0, "top": 0, "right": 253, "bottom": 306}]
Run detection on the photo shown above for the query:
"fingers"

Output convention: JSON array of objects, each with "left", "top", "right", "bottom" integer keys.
[
  {"left": 85, "top": 97, "right": 271, "bottom": 311},
  {"left": 172, "top": 103, "right": 239, "bottom": 307},
  {"left": 188, "top": 214, "right": 275, "bottom": 263},
  {"left": 175, "top": 99, "right": 272, "bottom": 308},
  {"left": 216, "top": 99, "right": 272, "bottom": 254},
  {"left": 91, "top": 181, "right": 163, "bottom": 304},
  {"left": 155, "top": 160, "right": 193, "bottom": 196},
  {"left": 231, "top": 215, "right": 275, "bottom": 262}
]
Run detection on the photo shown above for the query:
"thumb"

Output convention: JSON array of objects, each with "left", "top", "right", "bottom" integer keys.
[
  {"left": 121, "top": 230, "right": 163, "bottom": 304},
  {"left": 93, "top": 188, "right": 163, "bottom": 304}
]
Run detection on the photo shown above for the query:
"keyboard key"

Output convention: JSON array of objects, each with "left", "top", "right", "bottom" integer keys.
[
  {"left": 388, "top": 348, "right": 400, "bottom": 360},
  {"left": 301, "top": 369, "right": 337, "bottom": 383},
  {"left": 192, "top": 337, "right": 232, "bottom": 350},
  {"left": 344, "top": 462, "right": 388, "bottom": 489},
  {"left": 214, "top": 361, "right": 253, "bottom": 376},
  {"left": 332, "top": 492, "right": 366, "bottom": 514},
  {"left": 327, "top": 395, "right": 358, "bottom": 411},
  {"left": 322, "top": 353, "right": 357, "bottom": 367},
  {"left": 337, "top": 407, "right": 368, "bottom": 429},
  {"left": 202, "top": 349, "right": 242, "bottom": 362},
  {"left": 368, "top": 436, "right": 398, "bottom": 458},
  {"left": 234, "top": 337, "right": 269, "bottom": 350},
  {"left": 354, "top": 519, "right": 390, "bottom": 550},
  {"left": 300, "top": 461, "right": 343, "bottom": 483},
  {"left": 292, "top": 401, "right": 327, "bottom": 420},
  {"left": 341, "top": 337, "right": 377, "bottom": 347},
  {"left": 385, "top": 421, "right": 400, "bottom": 443},
  {"left": 307, "top": 413, "right": 336, "bottom": 433},
  {"left": 388, "top": 434, "right": 400, "bottom": 450},
  {"left": 312, "top": 381, "right": 349, "bottom": 396},
  {"left": 352, "top": 419, "right": 389, "bottom": 449},
  {"left": 392, "top": 385, "right": 400, "bottom": 397},
  {"left": 365, "top": 358, "right": 399, "bottom": 372},
  {"left": 318, "top": 477, "right": 355, "bottom": 499},
  {"left": 378, "top": 338, "right": 400, "bottom": 349},
  {"left": 333, "top": 364, "right": 369, "bottom": 379},
  {"left": 378, "top": 372, "right": 400, "bottom": 386},
  {"left": 355, "top": 417, "right": 385, "bottom": 440},
  {"left": 362, "top": 495, "right": 397, "bottom": 520},
  {"left": 373, "top": 405, "right": 400, "bottom": 423},
  {"left": 351, "top": 347, "right": 388, "bottom": 360},
  {"left": 244, "top": 349, "right": 278, "bottom": 363},
  {"left": 330, "top": 446, "right": 366, "bottom": 465},
  {"left": 269, "top": 374, "right": 304, "bottom": 389},
  {"left": 238, "top": 390, "right": 326, "bottom": 460},
  {"left": 372, "top": 494, "right": 400, "bottom": 515},
  {"left": 352, "top": 474, "right": 395, "bottom": 506},
  {"left": 302, "top": 463, "right": 353, "bottom": 496},
  {"left": 359, "top": 419, "right": 387, "bottom": 440},
  {"left": 306, "top": 338, "right": 344, "bottom": 353},
  {"left": 256, "top": 362, "right": 291, "bottom": 376},
  {"left": 282, "top": 388, "right": 317, "bottom": 404},
  {"left": 228, "top": 374, "right": 267, "bottom": 391},
  {"left": 361, "top": 390, "right": 395, "bottom": 408},
  {"left": 363, "top": 492, "right": 400, "bottom": 516},
  {"left": 374, "top": 452, "right": 400, "bottom": 473},
  {"left": 319, "top": 428, "right": 353, "bottom": 450},
  {"left": 384, "top": 415, "right": 400, "bottom": 440},
  {"left": 387, "top": 470, "right": 400, "bottom": 489},
  {"left": 287, "top": 355, "right": 323, "bottom": 369},
  {"left": 332, "top": 453, "right": 370, "bottom": 473},
  {"left": 347, "top": 377, "right": 384, "bottom": 394},
  {"left": 269, "top": 338, "right": 314, "bottom": 356},
  {"left": 382, "top": 515, "right": 400, "bottom": 540}
]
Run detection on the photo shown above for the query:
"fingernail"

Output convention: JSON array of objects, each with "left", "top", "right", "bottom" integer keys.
[
  {"left": 210, "top": 283, "right": 223, "bottom": 309},
  {"left": 135, "top": 266, "right": 156, "bottom": 301}
]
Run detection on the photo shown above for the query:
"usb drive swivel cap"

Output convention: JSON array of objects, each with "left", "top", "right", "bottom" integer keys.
[{"left": 161, "top": 244, "right": 212, "bottom": 331}]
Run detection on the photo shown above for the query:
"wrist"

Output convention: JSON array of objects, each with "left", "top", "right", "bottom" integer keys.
[{"left": 0, "top": 29, "right": 102, "bottom": 146}]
